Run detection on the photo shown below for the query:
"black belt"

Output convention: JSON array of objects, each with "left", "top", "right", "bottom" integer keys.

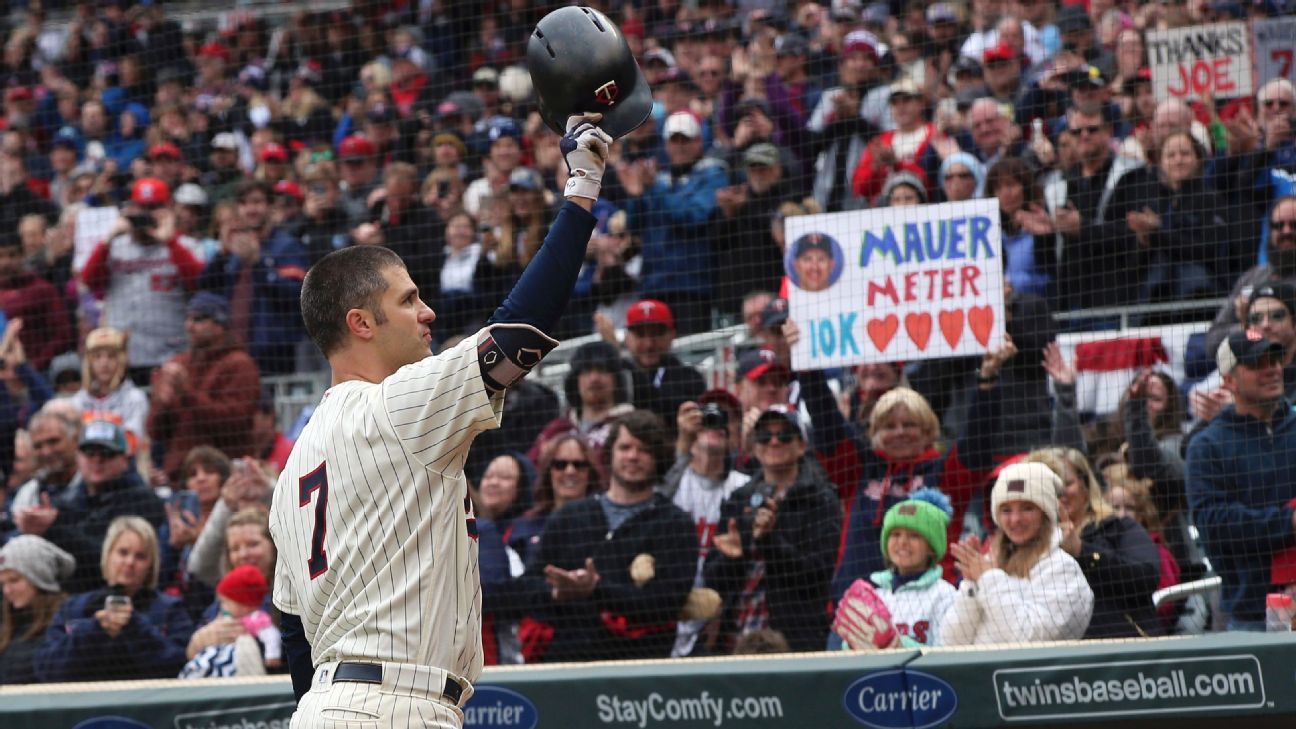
[{"left": 333, "top": 662, "right": 464, "bottom": 706}]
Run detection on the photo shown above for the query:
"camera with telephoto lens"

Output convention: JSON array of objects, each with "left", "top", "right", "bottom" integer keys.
[
  {"left": 700, "top": 403, "right": 728, "bottom": 430},
  {"left": 126, "top": 213, "right": 155, "bottom": 231}
]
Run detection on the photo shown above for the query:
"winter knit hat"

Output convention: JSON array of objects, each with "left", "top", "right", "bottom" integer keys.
[
  {"left": 880, "top": 488, "right": 954, "bottom": 563},
  {"left": 0, "top": 535, "right": 76, "bottom": 593},
  {"left": 217, "top": 565, "right": 269, "bottom": 609},
  {"left": 991, "top": 462, "right": 1061, "bottom": 529}
]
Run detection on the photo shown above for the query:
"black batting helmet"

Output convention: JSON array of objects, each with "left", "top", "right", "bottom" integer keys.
[{"left": 527, "top": 6, "right": 652, "bottom": 139}]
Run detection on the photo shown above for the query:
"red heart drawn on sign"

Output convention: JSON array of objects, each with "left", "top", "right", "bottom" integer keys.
[
  {"left": 866, "top": 315, "right": 899, "bottom": 352},
  {"left": 905, "top": 312, "right": 932, "bottom": 351},
  {"left": 938, "top": 310, "right": 964, "bottom": 349},
  {"left": 969, "top": 306, "right": 994, "bottom": 346}
]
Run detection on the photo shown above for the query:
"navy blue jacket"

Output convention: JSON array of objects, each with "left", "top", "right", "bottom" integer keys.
[
  {"left": 35, "top": 587, "right": 195, "bottom": 682},
  {"left": 1186, "top": 401, "right": 1296, "bottom": 623}
]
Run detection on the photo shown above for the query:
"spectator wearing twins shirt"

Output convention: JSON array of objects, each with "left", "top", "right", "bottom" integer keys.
[
  {"left": 82, "top": 178, "right": 203, "bottom": 384},
  {"left": 851, "top": 79, "right": 936, "bottom": 203}
]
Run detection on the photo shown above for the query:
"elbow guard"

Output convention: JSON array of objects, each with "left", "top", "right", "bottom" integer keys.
[{"left": 477, "top": 323, "right": 559, "bottom": 393}]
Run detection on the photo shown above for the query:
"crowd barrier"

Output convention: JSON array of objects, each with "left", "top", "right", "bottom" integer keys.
[{"left": 3, "top": 632, "right": 1293, "bottom": 729}]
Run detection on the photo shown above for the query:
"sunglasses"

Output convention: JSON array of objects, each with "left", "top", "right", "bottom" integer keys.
[
  {"left": 80, "top": 447, "right": 119, "bottom": 459},
  {"left": 754, "top": 429, "right": 797, "bottom": 444},
  {"left": 551, "top": 459, "right": 590, "bottom": 471},
  {"left": 1264, "top": 98, "right": 1294, "bottom": 109},
  {"left": 1072, "top": 124, "right": 1105, "bottom": 136},
  {"left": 1273, "top": 219, "right": 1296, "bottom": 231},
  {"left": 1248, "top": 309, "right": 1290, "bottom": 326}
]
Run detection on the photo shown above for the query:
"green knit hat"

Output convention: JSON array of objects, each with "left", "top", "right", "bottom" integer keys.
[{"left": 880, "top": 488, "right": 954, "bottom": 564}]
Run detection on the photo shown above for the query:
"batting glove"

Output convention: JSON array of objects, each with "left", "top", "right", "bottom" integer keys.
[
  {"left": 561, "top": 113, "right": 613, "bottom": 201},
  {"left": 833, "top": 579, "right": 898, "bottom": 651}
]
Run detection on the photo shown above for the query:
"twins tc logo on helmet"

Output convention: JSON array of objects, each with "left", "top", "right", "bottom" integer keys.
[{"left": 593, "top": 80, "right": 619, "bottom": 106}]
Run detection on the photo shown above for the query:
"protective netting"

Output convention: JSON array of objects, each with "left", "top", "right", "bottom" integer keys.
[{"left": 0, "top": 0, "right": 1292, "bottom": 687}]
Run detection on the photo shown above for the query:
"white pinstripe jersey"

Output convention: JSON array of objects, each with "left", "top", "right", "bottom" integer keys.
[{"left": 270, "top": 335, "right": 503, "bottom": 683}]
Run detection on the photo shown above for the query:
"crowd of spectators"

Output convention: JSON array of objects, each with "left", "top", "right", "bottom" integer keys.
[{"left": 2, "top": 0, "right": 1296, "bottom": 684}]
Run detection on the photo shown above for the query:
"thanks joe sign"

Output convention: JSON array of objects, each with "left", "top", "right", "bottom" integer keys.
[
  {"left": 785, "top": 199, "right": 1005, "bottom": 371},
  {"left": 1147, "top": 22, "right": 1252, "bottom": 102}
]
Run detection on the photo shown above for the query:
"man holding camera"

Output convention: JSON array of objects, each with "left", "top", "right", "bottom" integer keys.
[
  {"left": 83, "top": 177, "right": 204, "bottom": 384},
  {"left": 660, "top": 391, "right": 749, "bottom": 656}
]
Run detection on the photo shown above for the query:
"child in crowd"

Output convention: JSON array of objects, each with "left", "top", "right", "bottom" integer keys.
[
  {"left": 179, "top": 565, "right": 281, "bottom": 677},
  {"left": 832, "top": 488, "right": 957, "bottom": 650}
]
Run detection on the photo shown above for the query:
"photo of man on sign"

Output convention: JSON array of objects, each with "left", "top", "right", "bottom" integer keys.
[{"left": 788, "top": 233, "right": 844, "bottom": 292}]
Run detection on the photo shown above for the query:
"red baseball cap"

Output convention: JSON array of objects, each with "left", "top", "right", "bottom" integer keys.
[
  {"left": 147, "top": 142, "right": 182, "bottom": 161},
  {"left": 260, "top": 142, "right": 288, "bottom": 163},
  {"left": 983, "top": 43, "right": 1018, "bottom": 63},
  {"left": 197, "top": 42, "right": 231, "bottom": 63},
  {"left": 626, "top": 299, "right": 675, "bottom": 329},
  {"left": 338, "top": 134, "right": 375, "bottom": 161},
  {"left": 274, "top": 180, "right": 304, "bottom": 202},
  {"left": 5, "top": 86, "right": 33, "bottom": 103},
  {"left": 131, "top": 177, "right": 171, "bottom": 206}
]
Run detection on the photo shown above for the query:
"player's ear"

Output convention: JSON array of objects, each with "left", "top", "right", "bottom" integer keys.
[{"left": 344, "top": 308, "right": 376, "bottom": 341}]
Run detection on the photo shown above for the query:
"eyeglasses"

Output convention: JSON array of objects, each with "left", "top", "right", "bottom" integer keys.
[
  {"left": 944, "top": 171, "right": 974, "bottom": 181},
  {"left": 551, "top": 459, "right": 590, "bottom": 471},
  {"left": 1263, "top": 98, "right": 1294, "bottom": 109},
  {"left": 1072, "top": 124, "right": 1105, "bottom": 136},
  {"left": 1273, "top": 219, "right": 1296, "bottom": 231},
  {"left": 1248, "top": 309, "right": 1290, "bottom": 326},
  {"left": 754, "top": 429, "right": 797, "bottom": 444}
]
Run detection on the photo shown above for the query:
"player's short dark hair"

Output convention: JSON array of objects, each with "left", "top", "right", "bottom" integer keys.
[
  {"left": 301, "top": 245, "right": 404, "bottom": 356},
  {"left": 603, "top": 409, "right": 671, "bottom": 481}
]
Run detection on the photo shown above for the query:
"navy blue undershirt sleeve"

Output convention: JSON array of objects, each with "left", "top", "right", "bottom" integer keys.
[
  {"left": 487, "top": 201, "right": 597, "bottom": 335},
  {"left": 279, "top": 611, "right": 314, "bottom": 702}
]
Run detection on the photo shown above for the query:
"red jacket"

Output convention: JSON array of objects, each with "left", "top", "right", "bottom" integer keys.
[
  {"left": 850, "top": 123, "right": 936, "bottom": 201},
  {"left": 0, "top": 270, "right": 73, "bottom": 371}
]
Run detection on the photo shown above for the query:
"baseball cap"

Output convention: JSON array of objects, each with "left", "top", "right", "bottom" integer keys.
[
  {"left": 699, "top": 388, "right": 741, "bottom": 412},
  {"left": 926, "top": 2, "right": 959, "bottom": 24},
  {"left": 85, "top": 326, "right": 127, "bottom": 352},
  {"left": 366, "top": 103, "right": 396, "bottom": 124},
  {"left": 643, "top": 47, "right": 678, "bottom": 69},
  {"left": 274, "top": 180, "right": 305, "bottom": 202},
  {"left": 173, "top": 183, "right": 209, "bottom": 207},
  {"left": 734, "top": 97, "right": 773, "bottom": 119},
  {"left": 1218, "top": 329, "right": 1284, "bottom": 375},
  {"left": 486, "top": 116, "right": 523, "bottom": 143},
  {"left": 736, "top": 347, "right": 790, "bottom": 382},
  {"left": 187, "top": 291, "right": 230, "bottom": 325},
  {"left": 1249, "top": 282, "right": 1296, "bottom": 316},
  {"left": 626, "top": 299, "right": 675, "bottom": 330},
  {"left": 197, "top": 42, "right": 231, "bottom": 63},
  {"left": 842, "top": 30, "right": 881, "bottom": 61},
  {"left": 48, "top": 351, "right": 82, "bottom": 387},
  {"left": 889, "top": 77, "right": 921, "bottom": 99},
  {"left": 211, "top": 132, "right": 239, "bottom": 151},
  {"left": 744, "top": 142, "right": 780, "bottom": 168},
  {"left": 131, "top": 177, "right": 170, "bottom": 206},
  {"left": 51, "top": 128, "right": 79, "bottom": 151},
  {"left": 948, "top": 56, "right": 983, "bottom": 86},
  {"left": 862, "top": 2, "right": 891, "bottom": 27},
  {"left": 79, "top": 419, "right": 128, "bottom": 455},
  {"left": 508, "top": 167, "right": 544, "bottom": 192},
  {"left": 338, "top": 134, "right": 375, "bottom": 161},
  {"left": 147, "top": 142, "right": 183, "bottom": 161},
  {"left": 760, "top": 297, "right": 789, "bottom": 331},
  {"left": 754, "top": 404, "right": 806, "bottom": 440},
  {"left": 774, "top": 34, "right": 809, "bottom": 57},
  {"left": 5, "top": 86, "right": 32, "bottom": 104},
  {"left": 259, "top": 142, "right": 288, "bottom": 163},
  {"left": 983, "top": 43, "right": 1018, "bottom": 64},
  {"left": 662, "top": 111, "right": 702, "bottom": 140},
  {"left": 1056, "top": 5, "right": 1092, "bottom": 34},
  {"left": 432, "top": 131, "right": 467, "bottom": 157},
  {"left": 472, "top": 67, "right": 500, "bottom": 86},
  {"left": 1065, "top": 64, "right": 1108, "bottom": 89},
  {"left": 794, "top": 233, "right": 834, "bottom": 259}
]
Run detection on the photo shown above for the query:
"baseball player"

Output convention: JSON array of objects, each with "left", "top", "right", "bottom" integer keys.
[{"left": 268, "top": 112, "right": 612, "bottom": 728}]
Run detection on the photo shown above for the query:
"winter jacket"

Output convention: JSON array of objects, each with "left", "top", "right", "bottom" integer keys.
[
  {"left": 868, "top": 566, "right": 957, "bottom": 647},
  {"left": 45, "top": 469, "right": 166, "bottom": 594},
  {"left": 520, "top": 493, "right": 696, "bottom": 663},
  {"left": 197, "top": 228, "right": 309, "bottom": 375},
  {"left": 1075, "top": 516, "right": 1164, "bottom": 638},
  {"left": 34, "top": 587, "right": 195, "bottom": 683},
  {"left": 82, "top": 234, "right": 204, "bottom": 368},
  {"left": 941, "top": 530, "right": 1094, "bottom": 646},
  {"left": 1185, "top": 401, "right": 1296, "bottom": 623},
  {"left": 800, "top": 370, "right": 1001, "bottom": 600},
  {"left": 850, "top": 123, "right": 936, "bottom": 201},
  {"left": 623, "top": 157, "right": 729, "bottom": 296},
  {"left": 147, "top": 336, "right": 261, "bottom": 481},
  {"left": 623, "top": 354, "right": 706, "bottom": 435},
  {"left": 0, "top": 606, "right": 54, "bottom": 685},
  {"left": 0, "top": 270, "right": 74, "bottom": 371},
  {"left": 704, "top": 464, "right": 842, "bottom": 652}
]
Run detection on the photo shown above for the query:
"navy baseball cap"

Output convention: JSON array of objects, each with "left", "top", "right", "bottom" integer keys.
[
  {"left": 1248, "top": 281, "right": 1296, "bottom": 316},
  {"left": 487, "top": 116, "right": 522, "bottom": 143},
  {"left": 187, "top": 291, "right": 230, "bottom": 325},
  {"left": 736, "top": 347, "right": 790, "bottom": 382},
  {"left": 794, "top": 234, "right": 833, "bottom": 259},
  {"left": 1218, "top": 329, "right": 1284, "bottom": 375}
]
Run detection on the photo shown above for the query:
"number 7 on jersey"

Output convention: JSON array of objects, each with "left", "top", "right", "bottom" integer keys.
[{"left": 299, "top": 462, "right": 329, "bottom": 578}]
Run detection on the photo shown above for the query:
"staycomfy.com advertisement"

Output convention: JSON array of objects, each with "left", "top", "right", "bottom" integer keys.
[{"left": 785, "top": 198, "right": 1006, "bottom": 372}]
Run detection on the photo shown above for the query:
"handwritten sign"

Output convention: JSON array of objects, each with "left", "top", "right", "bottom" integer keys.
[
  {"left": 1254, "top": 17, "right": 1296, "bottom": 87},
  {"left": 1146, "top": 22, "right": 1252, "bottom": 102},
  {"left": 74, "top": 206, "right": 120, "bottom": 274},
  {"left": 786, "top": 199, "right": 1006, "bottom": 371}
]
